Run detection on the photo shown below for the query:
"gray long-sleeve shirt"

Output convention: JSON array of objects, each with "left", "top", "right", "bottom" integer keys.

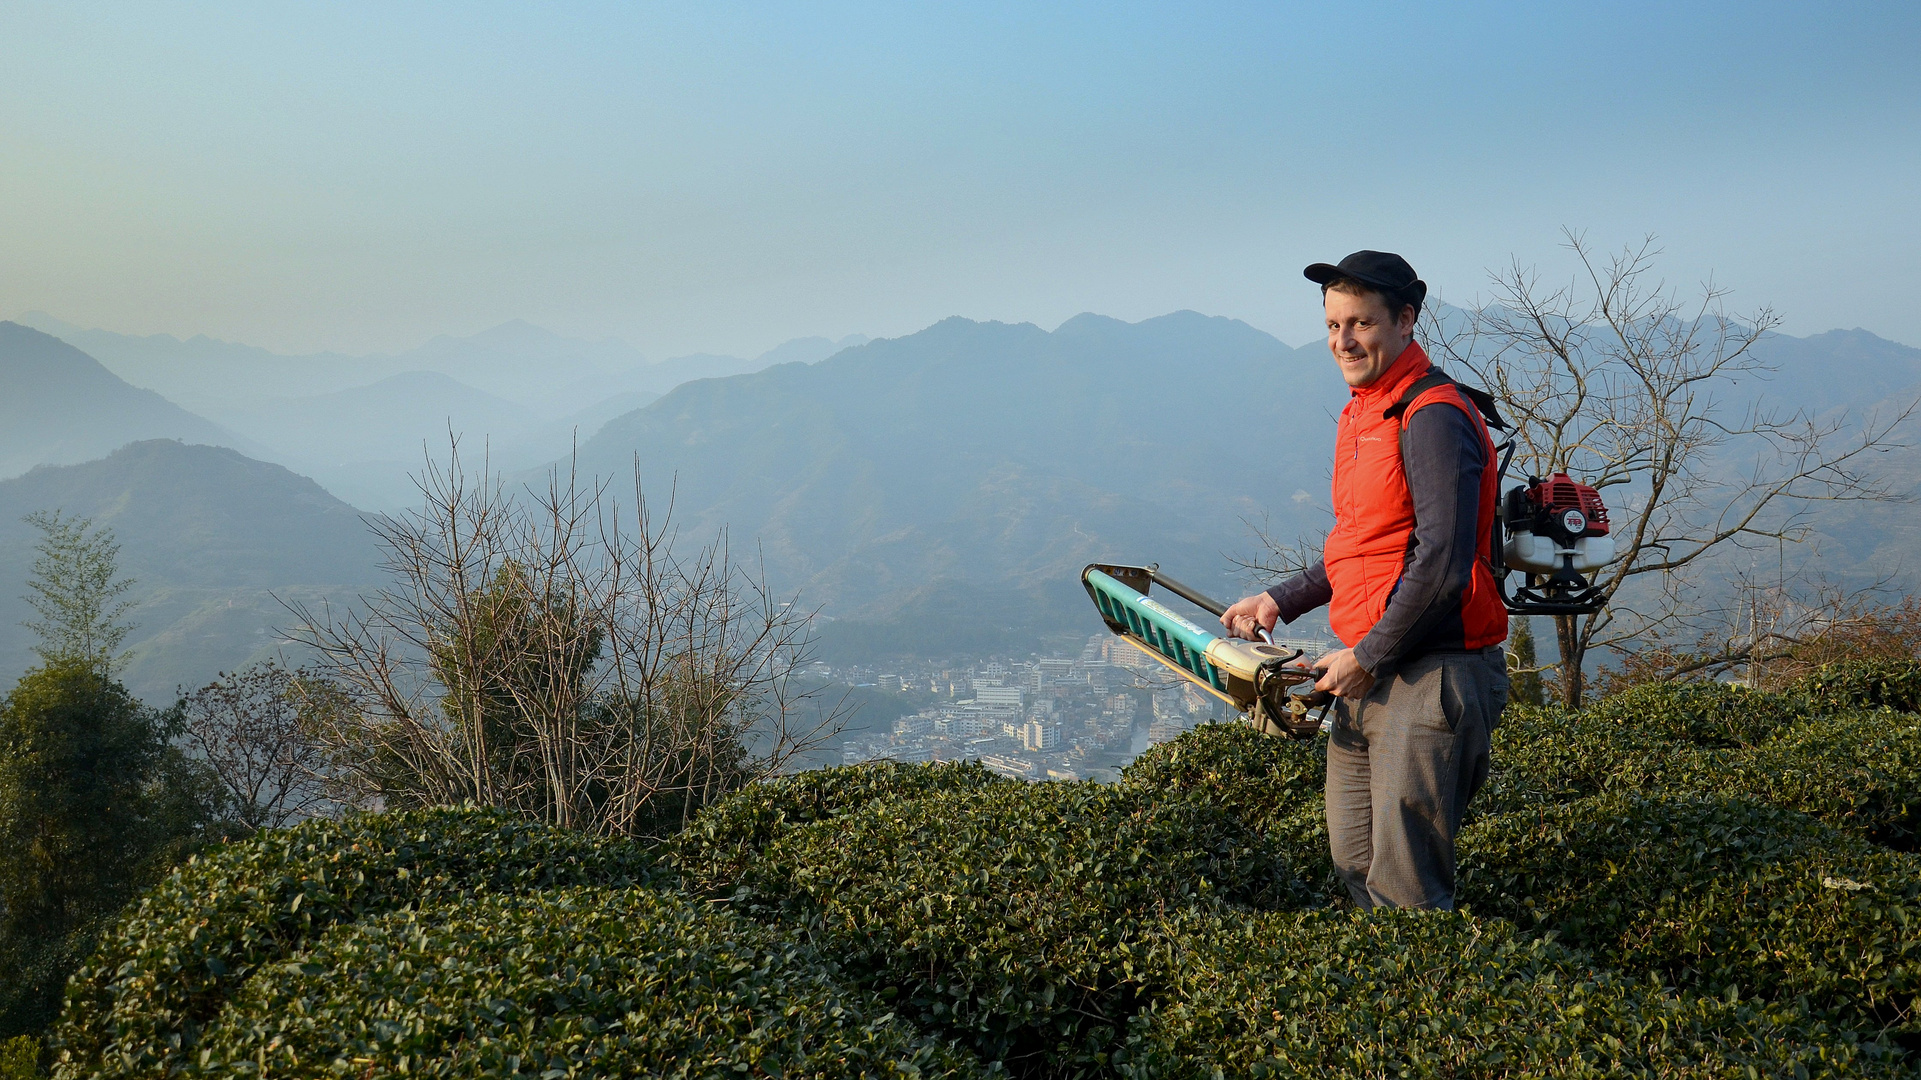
[{"left": 1265, "top": 401, "right": 1486, "bottom": 680}]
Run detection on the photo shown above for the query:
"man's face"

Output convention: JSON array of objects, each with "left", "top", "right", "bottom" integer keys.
[{"left": 1324, "top": 288, "right": 1415, "bottom": 388}]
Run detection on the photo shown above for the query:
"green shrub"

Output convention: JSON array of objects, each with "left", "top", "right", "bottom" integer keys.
[
  {"left": 1477, "top": 701, "right": 1921, "bottom": 851},
  {"left": 0, "top": 1036, "right": 38, "bottom": 1080},
  {"left": 723, "top": 781, "right": 1309, "bottom": 1073},
  {"left": 1118, "top": 908, "right": 1902, "bottom": 1078},
  {"left": 52, "top": 807, "right": 656, "bottom": 1080},
  {"left": 1471, "top": 704, "right": 1698, "bottom": 820},
  {"left": 1458, "top": 793, "right": 1921, "bottom": 1034},
  {"left": 1582, "top": 681, "right": 1808, "bottom": 748},
  {"left": 192, "top": 887, "right": 988, "bottom": 1079},
  {"left": 1118, "top": 723, "right": 1324, "bottom": 836},
  {"left": 1801, "top": 660, "right": 1921, "bottom": 716},
  {"left": 1709, "top": 710, "right": 1921, "bottom": 850},
  {"left": 666, "top": 758, "right": 1009, "bottom": 893},
  {"left": 1117, "top": 724, "right": 1343, "bottom": 903}
]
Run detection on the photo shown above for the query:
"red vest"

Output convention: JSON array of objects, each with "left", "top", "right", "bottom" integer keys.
[{"left": 1323, "top": 341, "right": 1508, "bottom": 652}]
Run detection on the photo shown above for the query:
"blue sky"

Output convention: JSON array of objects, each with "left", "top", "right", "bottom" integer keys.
[{"left": 2, "top": 1, "right": 1916, "bottom": 355}]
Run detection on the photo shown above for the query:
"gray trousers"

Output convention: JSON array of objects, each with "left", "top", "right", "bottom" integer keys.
[{"left": 1325, "top": 648, "right": 1507, "bottom": 910}]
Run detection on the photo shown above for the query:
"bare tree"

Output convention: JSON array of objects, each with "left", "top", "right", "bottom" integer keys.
[
  {"left": 1427, "top": 231, "right": 1911, "bottom": 706},
  {"left": 176, "top": 660, "right": 340, "bottom": 831},
  {"left": 282, "top": 444, "right": 844, "bottom": 838},
  {"left": 1593, "top": 570, "right": 1921, "bottom": 695}
]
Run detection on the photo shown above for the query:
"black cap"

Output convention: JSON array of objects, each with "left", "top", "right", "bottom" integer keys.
[{"left": 1304, "top": 250, "right": 1427, "bottom": 310}]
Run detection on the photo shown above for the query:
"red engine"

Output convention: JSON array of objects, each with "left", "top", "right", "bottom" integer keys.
[
  {"left": 1497, "top": 471, "right": 1615, "bottom": 615},
  {"left": 1528, "top": 473, "right": 1609, "bottom": 537}
]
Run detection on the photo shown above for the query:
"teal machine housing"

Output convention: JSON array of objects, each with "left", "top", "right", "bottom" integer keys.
[{"left": 1080, "top": 562, "right": 1330, "bottom": 735}]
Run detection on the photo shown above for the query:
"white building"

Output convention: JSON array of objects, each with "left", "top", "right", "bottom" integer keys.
[{"left": 1022, "top": 720, "right": 1061, "bottom": 752}]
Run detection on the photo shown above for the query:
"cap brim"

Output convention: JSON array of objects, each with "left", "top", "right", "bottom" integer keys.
[{"left": 1303, "top": 262, "right": 1342, "bottom": 285}]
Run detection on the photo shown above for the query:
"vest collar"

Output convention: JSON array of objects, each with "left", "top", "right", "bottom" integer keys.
[{"left": 1349, "top": 339, "right": 1431, "bottom": 402}]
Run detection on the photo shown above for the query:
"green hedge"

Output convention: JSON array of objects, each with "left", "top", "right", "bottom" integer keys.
[
  {"left": 665, "top": 759, "right": 1009, "bottom": 894},
  {"left": 1117, "top": 908, "right": 1902, "bottom": 1078},
  {"left": 1118, "top": 724, "right": 1340, "bottom": 902},
  {"left": 1800, "top": 660, "right": 1921, "bottom": 716},
  {"left": 1706, "top": 710, "right": 1921, "bottom": 850},
  {"left": 1458, "top": 793, "right": 1921, "bottom": 1034},
  {"left": 1580, "top": 681, "right": 1807, "bottom": 748},
  {"left": 0, "top": 1036, "right": 37, "bottom": 1080},
  {"left": 1472, "top": 704, "right": 1670, "bottom": 819},
  {"left": 1474, "top": 698, "right": 1921, "bottom": 850},
  {"left": 1118, "top": 723, "right": 1324, "bottom": 834},
  {"left": 714, "top": 781, "right": 1308, "bottom": 1073},
  {"left": 192, "top": 887, "right": 988, "bottom": 1079},
  {"left": 52, "top": 807, "right": 656, "bottom": 1080}
]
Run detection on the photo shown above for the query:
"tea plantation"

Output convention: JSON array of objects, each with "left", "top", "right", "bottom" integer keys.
[{"left": 36, "top": 659, "right": 1921, "bottom": 1078}]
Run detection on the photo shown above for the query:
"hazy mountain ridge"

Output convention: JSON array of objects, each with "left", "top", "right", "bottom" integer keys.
[
  {"left": 0, "top": 322, "right": 242, "bottom": 478},
  {"left": 572, "top": 311, "right": 1348, "bottom": 655},
  {"left": 14, "top": 312, "right": 870, "bottom": 510},
  {"left": 15, "top": 311, "right": 868, "bottom": 419},
  {"left": 0, "top": 440, "right": 381, "bottom": 700}
]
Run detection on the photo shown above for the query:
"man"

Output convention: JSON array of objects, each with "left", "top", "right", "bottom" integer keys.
[{"left": 1221, "top": 250, "right": 1509, "bottom": 911}]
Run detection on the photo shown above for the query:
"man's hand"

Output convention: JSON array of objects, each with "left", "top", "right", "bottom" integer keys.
[
  {"left": 1314, "top": 647, "right": 1375, "bottom": 701},
  {"left": 1220, "top": 592, "right": 1280, "bottom": 640}
]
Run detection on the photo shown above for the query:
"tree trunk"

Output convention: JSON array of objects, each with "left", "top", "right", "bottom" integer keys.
[{"left": 1555, "top": 614, "right": 1586, "bottom": 709}]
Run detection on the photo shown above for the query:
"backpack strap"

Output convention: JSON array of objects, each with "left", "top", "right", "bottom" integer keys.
[
  {"left": 1382, "top": 367, "right": 1515, "bottom": 583},
  {"left": 1383, "top": 370, "right": 1509, "bottom": 431}
]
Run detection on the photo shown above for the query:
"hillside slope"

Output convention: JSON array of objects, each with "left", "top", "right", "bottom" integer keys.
[
  {"left": 0, "top": 322, "right": 236, "bottom": 478},
  {"left": 573, "top": 312, "right": 1347, "bottom": 656},
  {"left": 0, "top": 440, "right": 380, "bottom": 700}
]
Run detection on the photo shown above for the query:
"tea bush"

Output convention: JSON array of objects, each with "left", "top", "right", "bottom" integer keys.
[
  {"left": 52, "top": 807, "right": 656, "bottom": 1080},
  {"left": 1471, "top": 704, "right": 1675, "bottom": 819},
  {"left": 1581, "top": 680, "right": 1807, "bottom": 748},
  {"left": 665, "top": 758, "right": 1009, "bottom": 893},
  {"left": 1800, "top": 660, "right": 1921, "bottom": 716},
  {"left": 1458, "top": 793, "right": 1921, "bottom": 1034},
  {"left": 1475, "top": 696, "right": 1921, "bottom": 849},
  {"left": 1117, "top": 723, "right": 1324, "bottom": 835},
  {"left": 1707, "top": 710, "right": 1921, "bottom": 849},
  {"left": 1117, "top": 725, "right": 1339, "bottom": 902},
  {"left": 0, "top": 1036, "right": 37, "bottom": 1080},
  {"left": 1117, "top": 908, "right": 1902, "bottom": 1078},
  {"left": 723, "top": 781, "right": 1309, "bottom": 1074},
  {"left": 192, "top": 887, "right": 989, "bottom": 1079}
]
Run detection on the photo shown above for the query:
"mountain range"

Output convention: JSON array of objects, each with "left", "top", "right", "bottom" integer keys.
[
  {"left": 7, "top": 314, "right": 868, "bottom": 509},
  {"left": 0, "top": 440, "right": 379, "bottom": 701},
  {"left": 0, "top": 322, "right": 238, "bottom": 477},
  {"left": 1, "top": 309, "right": 1916, "bottom": 696}
]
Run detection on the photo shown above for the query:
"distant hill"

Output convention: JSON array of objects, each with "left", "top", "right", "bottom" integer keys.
[
  {"left": 13, "top": 314, "right": 871, "bottom": 509},
  {"left": 16, "top": 312, "right": 868, "bottom": 421},
  {"left": 0, "top": 440, "right": 381, "bottom": 701},
  {"left": 221, "top": 370, "right": 537, "bottom": 463},
  {"left": 0, "top": 321, "right": 237, "bottom": 478},
  {"left": 572, "top": 312, "right": 1348, "bottom": 658},
  {"left": 1747, "top": 328, "right": 1921, "bottom": 414}
]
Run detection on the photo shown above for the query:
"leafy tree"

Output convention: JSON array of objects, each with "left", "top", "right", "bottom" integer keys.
[
  {"left": 1507, "top": 616, "right": 1545, "bottom": 707},
  {"left": 0, "top": 511, "right": 227, "bottom": 1041},
  {"left": 0, "top": 663, "right": 224, "bottom": 1040},
  {"left": 20, "top": 513, "right": 135, "bottom": 673}
]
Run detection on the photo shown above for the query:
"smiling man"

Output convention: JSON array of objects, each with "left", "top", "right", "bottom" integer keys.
[{"left": 1221, "top": 250, "right": 1509, "bottom": 911}]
